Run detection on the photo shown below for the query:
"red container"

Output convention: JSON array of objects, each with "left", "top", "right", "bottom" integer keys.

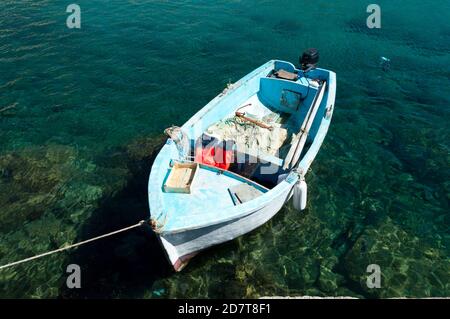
[{"left": 195, "top": 141, "right": 233, "bottom": 170}]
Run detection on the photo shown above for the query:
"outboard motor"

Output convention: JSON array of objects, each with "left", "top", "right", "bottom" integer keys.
[{"left": 300, "top": 48, "right": 319, "bottom": 72}]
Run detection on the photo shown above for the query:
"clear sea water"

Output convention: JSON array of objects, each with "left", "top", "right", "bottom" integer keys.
[{"left": 0, "top": 0, "right": 449, "bottom": 298}]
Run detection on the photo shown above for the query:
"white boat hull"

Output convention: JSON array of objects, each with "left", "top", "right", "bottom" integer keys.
[
  {"left": 148, "top": 59, "right": 336, "bottom": 271},
  {"left": 159, "top": 184, "right": 293, "bottom": 271}
]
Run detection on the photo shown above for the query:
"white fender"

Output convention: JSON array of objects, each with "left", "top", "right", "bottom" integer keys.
[{"left": 293, "top": 180, "right": 307, "bottom": 211}]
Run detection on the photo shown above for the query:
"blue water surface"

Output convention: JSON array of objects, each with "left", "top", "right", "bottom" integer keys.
[{"left": 0, "top": 0, "right": 448, "bottom": 298}]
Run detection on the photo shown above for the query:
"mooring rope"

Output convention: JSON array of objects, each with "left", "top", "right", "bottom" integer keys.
[
  {"left": 0, "top": 220, "right": 146, "bottom": 270},
  {"left": 150, "top": 211, "right": 170, "bottom": 234}
]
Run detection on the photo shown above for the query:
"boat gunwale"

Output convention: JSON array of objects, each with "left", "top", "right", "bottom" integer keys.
[
  {"left": 295, "top": 70, "right": 336, "bottom": 172},
  {"left": 157, "top": 179, "right": 294, "bottom": 235}
]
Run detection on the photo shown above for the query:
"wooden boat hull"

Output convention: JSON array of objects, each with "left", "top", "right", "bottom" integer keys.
[
  {"left": 159, "top": 181, "right": 292, "bottom": 271},
  {"left": 148, "top": 59, "right": 336, "bottom": 271}
]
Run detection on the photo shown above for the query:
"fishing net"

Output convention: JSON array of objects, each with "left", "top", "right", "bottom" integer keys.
[{"left": 206, "top": 116, "right": 289, "bottom": 157}]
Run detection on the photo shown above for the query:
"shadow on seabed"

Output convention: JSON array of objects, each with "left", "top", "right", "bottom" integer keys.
[{"left": 59, "top": 136, "right": 172, "bottom": 298}]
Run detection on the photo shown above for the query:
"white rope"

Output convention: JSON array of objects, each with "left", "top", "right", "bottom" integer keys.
[{"left": 0, "top": 220, "right": 146, "bottom": 270}]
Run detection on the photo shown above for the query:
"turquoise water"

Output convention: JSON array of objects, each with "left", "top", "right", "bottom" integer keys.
[{"left": 0, "top": 0, "right": 449, "bottom": 298}]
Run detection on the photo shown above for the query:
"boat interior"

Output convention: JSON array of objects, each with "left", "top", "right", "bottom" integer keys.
[
  {"left": 187, "top": 63, "right": 327, "bottom": 189},
  {"left": 153, "top": 62, "right": 330, "bottom": 227}
]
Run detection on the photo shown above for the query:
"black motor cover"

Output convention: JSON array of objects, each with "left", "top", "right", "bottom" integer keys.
[{"left": 300, "top": 48, "right": 319, "bottom": 71}]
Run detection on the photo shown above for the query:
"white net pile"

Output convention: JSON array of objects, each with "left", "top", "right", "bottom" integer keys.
[{"left": 206, "top": 116, "right": 289, "bottom": 157}]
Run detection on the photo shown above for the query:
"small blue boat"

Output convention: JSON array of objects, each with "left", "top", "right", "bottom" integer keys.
[{"left": 148, "top": 52, "right": 336, "bottom": 271}]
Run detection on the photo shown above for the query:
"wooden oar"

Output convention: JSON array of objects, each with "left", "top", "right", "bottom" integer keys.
[
  {"left": 283, "top": 122, "right": 309, "bottom": 171},
  {"left": 283, "top": 80, "right": 327, "bottom": 170},
  {"left": 282, "top": 82, "right": 321, "bottom": 169}
]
